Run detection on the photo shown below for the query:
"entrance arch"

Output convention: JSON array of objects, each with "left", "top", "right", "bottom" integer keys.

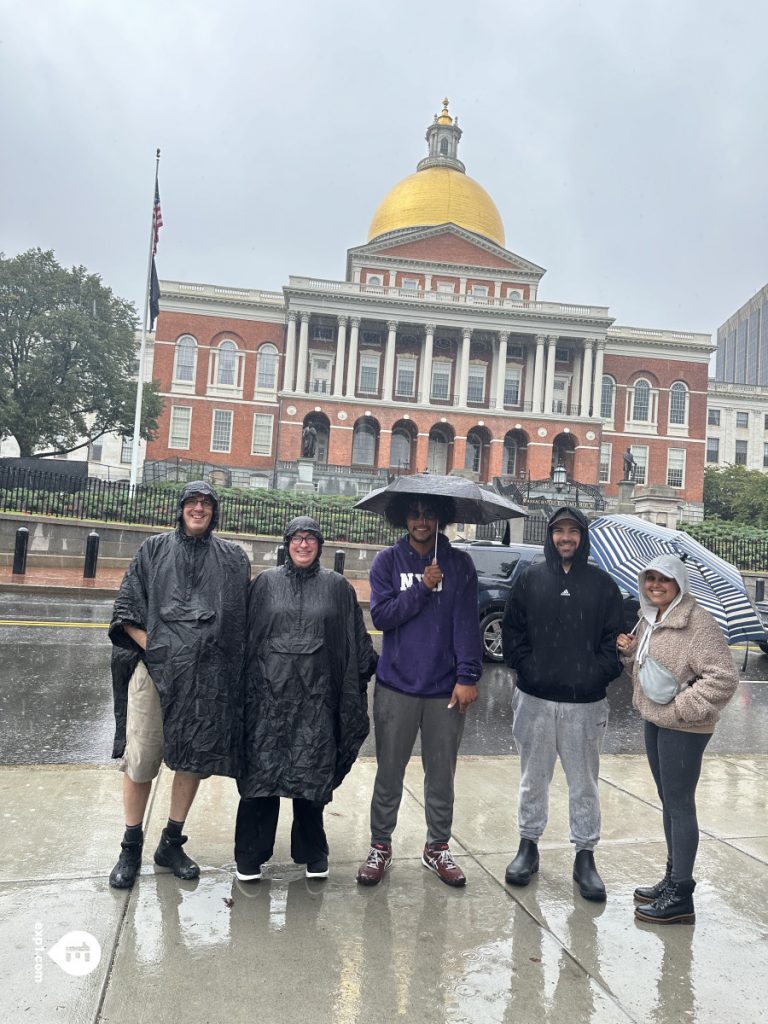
[
  {"left": 302, "top": 412, "right": 330, "bottom": 464},
  {"left": 427, "top": 424, "right": 454, "bottom": 475},
  {"left": 551, "top": 431, "right": 577, "bottom": 479}
]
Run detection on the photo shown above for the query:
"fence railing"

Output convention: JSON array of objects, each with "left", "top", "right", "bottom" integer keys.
[
  {"left": 683, "top": 535, "right": 768, "bottom": 573},
  {"left": 0, "top": 467, "right": 400, "bottom": 546}
]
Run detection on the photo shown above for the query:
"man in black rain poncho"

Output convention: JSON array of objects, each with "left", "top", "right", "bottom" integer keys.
[
  {"left": 108, "top": 481, "right": 250, "bottom": 889},
  {"left": 234, "top": 516, "right": 377, "bottom": 881}
]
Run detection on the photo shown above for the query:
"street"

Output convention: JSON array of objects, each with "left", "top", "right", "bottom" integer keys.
[{"left": 2, "top": 592, "right": 767, "bottom": 765}]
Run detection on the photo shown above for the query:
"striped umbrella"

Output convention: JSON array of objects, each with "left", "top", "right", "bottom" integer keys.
[{"left": 589, "top": 514, "right": 765, "bottom": 645}]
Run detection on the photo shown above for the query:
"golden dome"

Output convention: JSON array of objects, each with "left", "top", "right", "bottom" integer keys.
[{"left": 368, "top": 166, "right": 505, "bottom": 247}]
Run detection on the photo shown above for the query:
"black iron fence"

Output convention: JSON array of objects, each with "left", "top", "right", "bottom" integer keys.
[
  {"left": 0, "top": 467, "right": 400, "bottom": 546},
  {"left": 684, "top": 534, "right": 768, "bottom": 573}
]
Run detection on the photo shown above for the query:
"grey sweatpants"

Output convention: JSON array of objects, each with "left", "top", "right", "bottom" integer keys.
[
  {"left": 370, "top": 683, "right": 465, "bottom": 846},
  {"left": 512, "top": 689, "right": 608, "bottom": 851}
]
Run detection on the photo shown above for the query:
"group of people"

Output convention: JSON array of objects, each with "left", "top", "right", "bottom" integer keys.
[{"left": 107, "top": 481, "right": 739, "bottom": 927}]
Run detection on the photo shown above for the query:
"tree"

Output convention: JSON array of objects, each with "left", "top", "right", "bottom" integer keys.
[
  {"left": 0, "top": 248, "right": 162, "bottom": 458},
  {"left": 703, "top": 465, "right": 768, "bottom": 527}
]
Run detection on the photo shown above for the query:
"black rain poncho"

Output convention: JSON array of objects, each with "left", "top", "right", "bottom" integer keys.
[
  {"left": 238, "top": 547, "right": 377, "bottom": 805},
  {"left": 108, "top": 481, "right": 251, "bottom": 777}
]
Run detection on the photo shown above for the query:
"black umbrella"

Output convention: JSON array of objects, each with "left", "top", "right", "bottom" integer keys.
[{"left": 355, "top": 473, "right": 528, "bottom": 524}]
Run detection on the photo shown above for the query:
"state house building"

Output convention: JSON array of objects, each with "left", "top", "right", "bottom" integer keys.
[{"left": 148, "top": 101, "right": 711, "bottom": 518}]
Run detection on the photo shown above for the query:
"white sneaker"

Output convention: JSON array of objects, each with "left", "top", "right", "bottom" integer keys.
[{"left": 235, "top": 866, "right": 262, "bottom": 881}]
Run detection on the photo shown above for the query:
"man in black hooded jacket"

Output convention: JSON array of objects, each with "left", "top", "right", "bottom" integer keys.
[
  {"left": 502, "top": 506, "right": 623, "bottom": 900},
  {"left": 108, "top": 481, "right": 250, "bottom": 889}
]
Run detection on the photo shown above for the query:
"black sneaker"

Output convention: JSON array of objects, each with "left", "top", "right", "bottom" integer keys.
[
  {"left": 305, "top": 858, "right": 329, "bottom": 878},
  {"left": 109, "top": 840, "right": 143, "bottom": 889},
  {"left": 153, "top": 830, "right": 200, "bottom": 880}
]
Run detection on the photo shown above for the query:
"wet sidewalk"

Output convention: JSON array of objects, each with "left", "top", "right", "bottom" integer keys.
[
  {"left": 0, "top": 564, "right": 373, "bottom": 604},
  {"left": 3, "top": 754, "right": 767, "bottom": 1024}
]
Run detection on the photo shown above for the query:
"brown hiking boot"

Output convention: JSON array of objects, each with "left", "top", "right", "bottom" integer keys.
[
  {"left": 356, "top": 842, "right": 392, "bottom": 886},
  {"left": 422, "top": 843, "right": 466, "bottom": 887}
]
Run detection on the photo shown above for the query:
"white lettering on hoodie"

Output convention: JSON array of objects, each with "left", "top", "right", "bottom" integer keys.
[{"left": 400, "top": 572, "right": 424, "bottom": 591}]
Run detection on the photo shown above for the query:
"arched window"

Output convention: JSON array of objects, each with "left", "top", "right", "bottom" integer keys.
[
  {"left": 631, "top": 379, "right": 650, "bottom": 422},
  {"left": 256, "top": 343, "right": 278, "bottom": 390},
  {"left": 173, "top": 335, "right": 197, "bottom": 382},
  {"left": 503, "top": 437, "right": 517, "bottom": 475},
  {"left": 217, "top": 340, "right": 237, "bottom": 386},
  {"left": 465, "top": 430, "right": 483, "bottom": 473},
  {"left": 390, "top": 429, "right": 411, "bottom": 470},
  {"left": 669, "top": 381, "right": 688, "bottom": 426},
  {"left": 600, "top": 375, "right": 616, "bottom": 420},
  {"left": 427, "top": 428, "right": 450, "bottom": 475},
  {"left": 439, "top": 138, "right": 449, "bottom": 156},
  {"left": 352, "top": 421, "right": 377, "bottom": 466}
]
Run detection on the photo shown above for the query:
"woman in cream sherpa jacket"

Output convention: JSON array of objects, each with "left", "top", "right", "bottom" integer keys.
[{"left": 616, "top": 553, "right": 738, "bottom": 923}]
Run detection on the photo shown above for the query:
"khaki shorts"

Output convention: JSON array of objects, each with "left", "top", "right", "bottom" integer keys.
[{"left": 119, "top": 661, "right": 165, "bottom": 783}]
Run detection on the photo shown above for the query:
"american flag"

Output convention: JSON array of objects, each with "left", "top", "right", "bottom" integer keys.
[{"left": 152, "top": 181, "right": 163, "bottom": 255}]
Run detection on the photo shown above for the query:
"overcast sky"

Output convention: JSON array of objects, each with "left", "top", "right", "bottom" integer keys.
[{"left": 2, "top": 1, "right": 767, "bottom": 341}]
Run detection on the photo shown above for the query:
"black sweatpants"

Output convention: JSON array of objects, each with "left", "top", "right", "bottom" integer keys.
[
  {"left": 234, "top": 797, "right": 328, "bottom": 873},
  {"left": 644, "top": 721, "right": 711, "bottom": 883}
]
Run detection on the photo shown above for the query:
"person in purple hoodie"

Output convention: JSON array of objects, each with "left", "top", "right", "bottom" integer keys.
[{"left": 356, "top": 494, "right": 482, "bottom": 888}]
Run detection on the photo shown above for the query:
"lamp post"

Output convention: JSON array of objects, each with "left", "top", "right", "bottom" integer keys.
[{"left": 553, "top": 464, "right": 567, "bottom": 492}]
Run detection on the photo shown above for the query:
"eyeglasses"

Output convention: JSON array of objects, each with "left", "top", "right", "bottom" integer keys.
[
  {"left": 184, "top": 497, "right": 214, "bottom": 509},
  {"left": 406, "top": 509, "right": 437, "bottom": 522},
  {"left": 290, "top": 533, "right": 319, "bottom": 547}
]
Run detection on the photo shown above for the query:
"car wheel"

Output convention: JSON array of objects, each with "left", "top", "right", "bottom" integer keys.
[
  {"left": 759, "top": 642, "right": 768, "bottom": 656},
  {"left": 480, "top": 611, "right": 504, "bottom": 663}
]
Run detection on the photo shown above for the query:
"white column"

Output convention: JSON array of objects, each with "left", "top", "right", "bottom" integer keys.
[
  {"left": 345, "top": 317, "right": 360, "bottom": 397},
  {"left": 333, "top": 316, "right": 347, "bottom": 397},
  {"left": 523, "top": 341, "right": 535, "bottom": 408},
  {"left": 459, "top": 276, "right": 467, "bottom": 295},
  {"left": 591, "top": 339, "right": 605, "bottom": 418},
  {"left": 495, "top": 331, "right": 509, "bottom": 410},
  {"left": 283, "top": 312, "right": 297, "bottom": 391},
  {"left": 382, "top": 320, "right": 397, "bottom": 402},
  {"left": 572, "top": 348, "right": 583, "bottom": 416},
  {"left": 458, "top": 327, "right": 471, "bottom": 406},
  {"left": 580, "top": 338, "right": 594, "bottom": 416},
  {"left": 388, "top": 270, "right": 397, "bottom": 288},
  {"left": 420, "top": 323, "right": 435, "bottom": 403},
  {"left": 424, "top": 274, "right": 432, "bottom": 291},
  {"left": 295, "top": 313, "right": 310, "bottom": 394},
  {"left": 532, "top": 334, "right": 546, "bottom": 413},
  {"left": 543, "top": 335, "right": 557, "bottom": 415}
]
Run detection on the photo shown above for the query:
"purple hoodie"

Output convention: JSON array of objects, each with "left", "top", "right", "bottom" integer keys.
[{"left": 369, "top": 533, "right": 482, "bottom": 698}]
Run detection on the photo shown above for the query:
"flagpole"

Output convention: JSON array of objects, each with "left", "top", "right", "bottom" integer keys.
[{"left": 129, "top": 148, "right": 161, "bottom": 491}]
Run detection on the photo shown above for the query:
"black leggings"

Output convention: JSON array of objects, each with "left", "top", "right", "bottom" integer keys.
[
  {"left": 234, "top": 796, "right": 328, "bottom": 873},
  {"left": 644, "top": 721, "right": 711, "bottom": 883}
]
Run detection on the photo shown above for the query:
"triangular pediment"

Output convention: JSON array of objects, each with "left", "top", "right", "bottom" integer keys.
[{"left": 348, "top": 224, "right": 545, "bottom": 278}]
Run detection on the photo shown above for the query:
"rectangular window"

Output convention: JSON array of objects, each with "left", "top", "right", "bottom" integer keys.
[
  {"left": 555, "top": 347, "right": 570, "bottom": 362},
  {"left": 599, "top": 443, "right": 612, "bottom": 483},
  {"left": 310, "top": 355, "right": 333, "bottom": 394},
  {"left": 552, "top": 377, "right": 568, "bottom": 414},
  {"left": 763, "top": 443, "right": 768, "bottom": 468},
  {"left": 312, "top": 326, "right": 334, "bottom": 342},
  {"left": 169, "top": 407, "right": 192, "bottom": 449},
  {"left": 251, "top": 414, "right": 273, "bottom": 456},
  {"left": 706, "top": 437, "right": 720, "bottom": 464},
  {"left": 431, "top": 361, "right": 451, "bottom": 400},
  {"left": 120, "top": 437, "right": 133, "bottom": 464},
  {"left": 89, "top": 441, "right": 103, "bottom": 462},
  {"left": 503, "top": 366, "right": 521, "bottom": 406},
  {"left": 507, "top": 344, "right": 524, "bottom": 360},
  {"left": 764, "top": 414, "right": 768, "bottom": 430},
  {"left": 401, "top": 278, "right": 419, "bottom": 291},
  {"left": 471, "top": 284, "right": 488, "bottom": 298},
  {"left": 211, "top": 410, "right": 233, "bottom": 453},
  {"left": 467, "top": 366, "right": 486, "bottom": 403},
  {"left": 736, "top": 411, "right": 749, "bottom": 428},
  {"left": 358, "top": 354, "right": 380, "bottom": 394},
  {"left": 667, "top": 448, "right": 686, "bottom": 488},
  {"left": 437, "top": 282, "right": 454, "bottom": 294},
  {"left": 630, "top": 445, "right": 648, "bottom": 485},
  {"left": 707, "top": 408, "right": 721, "bottom": 426},
  {"left": 395, "top": 357, "right": 416, "bottom": 397},
  {"left": 361, "top": 331, "right": 382, "bottom": 346},
  {"left": 735, "top": 439, "right": 748, "bottom": 465}
]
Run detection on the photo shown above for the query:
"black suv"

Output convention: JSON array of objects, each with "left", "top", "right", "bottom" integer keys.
[
  {"left": 454, "top": 539, "right": 640, "bottom": 663},
  {"left": 452, "top": 540, "right": 545, "bottom": 662}
]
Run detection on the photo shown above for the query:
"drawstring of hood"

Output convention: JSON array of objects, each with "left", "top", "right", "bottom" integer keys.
[{"left": 636, "top": 553, "right": 690, "bottom": 665}]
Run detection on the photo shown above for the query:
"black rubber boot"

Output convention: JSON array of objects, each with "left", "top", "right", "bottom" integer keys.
[
  {"left": 153, "top": 830, "right": 200, "bottom": 880},
  {"left": 635, "top": 879, "right": 696, "bottom": 925},
  {"left": 634, "top": 861, "right": 672, "bottom": 903},
  {"left": 109, "top": 839, "right": 143, "bottom": 889},
  {"left": 573, "top": 850, "right": 606, "bottom": 902},
  {"left": 505, "top": 839, "right": 539, "bottom": 886}
]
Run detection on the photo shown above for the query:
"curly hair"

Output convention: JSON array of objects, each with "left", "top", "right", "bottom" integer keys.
[{"left": 384, "top": 493, "right": 457, "bottom": 530}]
